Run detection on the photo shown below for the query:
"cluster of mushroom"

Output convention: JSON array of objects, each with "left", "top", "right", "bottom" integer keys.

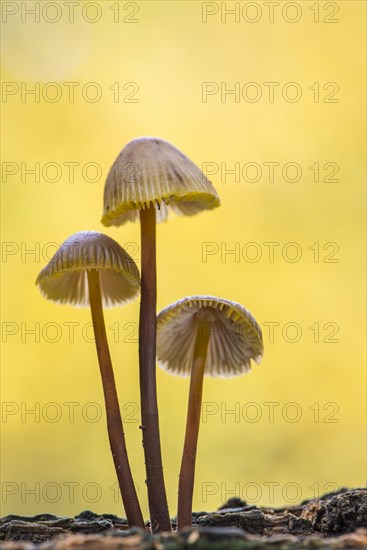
[{"left": 36, "top": 137, "right": 264, "bottom": 533}]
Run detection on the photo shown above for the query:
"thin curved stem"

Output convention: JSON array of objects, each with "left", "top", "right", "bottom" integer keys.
[
  {"left": 139, "top": 206, "right": 171, "bottom": 533},
  {"left": 177, "top": 318, "right": 210, "bottom": 530},
  {"left": 87, "top": 269, "right": 144, "bottom": 529}
]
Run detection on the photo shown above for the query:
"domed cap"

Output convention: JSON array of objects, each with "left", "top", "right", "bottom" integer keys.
[
  {"left": 157, "top": 296, "right": 263, "bottom": 378},
  {"left": 101, "top": 137, "right": 220, "bottom": 226},
  {"left": 36, "top": 231, "right": 140, "bottom": 307}
]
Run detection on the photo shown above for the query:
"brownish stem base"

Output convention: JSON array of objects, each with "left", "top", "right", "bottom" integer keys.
[
  {"left": 139, "top": 207, "right": 171, "bottom": 533},
  {"left": 177, "top": 319, "right": 210, "bottom": 530},
  {"left": 87, "top": 269, "right": 144, "bottom": 529}
]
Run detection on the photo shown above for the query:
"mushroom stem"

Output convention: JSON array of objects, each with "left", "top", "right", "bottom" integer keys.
[
  {"left": 87, "top": 269, "right": 144, "bottom": 529},
  {"left": 139, "top": 206, "right": 171, "bottom": 533},
  {"left": 177, "top": 318, "right": 210, "bottom": 530}
]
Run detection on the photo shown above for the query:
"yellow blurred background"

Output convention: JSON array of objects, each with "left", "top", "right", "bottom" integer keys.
[{"left": 1, "top": 1, "right": 365, "bottom": 519}]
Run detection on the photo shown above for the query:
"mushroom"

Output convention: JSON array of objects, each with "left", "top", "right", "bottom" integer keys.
[
  {"left": 156, "top": 296, "right": 264, "bottom": 530},
  {"left": 36, "top": 231, "right": 144, "bottom": 529},
  {"left": 101, "top": 137, "right": 220, "bottom": 532}
]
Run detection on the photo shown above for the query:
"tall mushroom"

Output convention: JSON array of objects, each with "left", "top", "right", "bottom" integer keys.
[
  {"left": 156, "top": 296, "right": 264, "bottom": 530},
  {"left": 36, "top": 231, "right": 144, "bottom": 529},
  {"left": 102, "top": 137, "right": 220, "bottom": 532}
]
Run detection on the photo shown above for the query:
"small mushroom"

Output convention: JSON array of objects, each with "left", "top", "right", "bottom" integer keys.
[
  {"left": 101, "top": 137, "right": 220, "bottom": 532},
  {"left": 36, "top": 231, "right": 144, "bottom": 528},
  {"left": 156, "top": 296, "right": 264, "bottom": 530}
]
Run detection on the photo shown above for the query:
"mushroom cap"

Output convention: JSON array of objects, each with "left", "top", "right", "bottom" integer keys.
[
  {"left": 101, "top": 137, "right": 220, "bottom": 226},
  {"left": 36, "top": 231, "right": 140, "bottom": 307},
  {"left": 157, "top": 296, "right": 263, "bottom": 378}
]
